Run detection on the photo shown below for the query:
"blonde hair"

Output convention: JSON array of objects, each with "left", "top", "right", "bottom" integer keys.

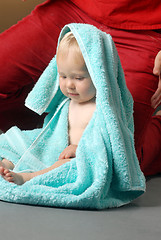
[{"left": 56, "top": 32, "right": 84, "bottom": 63}]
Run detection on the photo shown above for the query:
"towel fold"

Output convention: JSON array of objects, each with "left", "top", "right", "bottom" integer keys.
[{"left": 0, "top": 24, "right": 145, "bottom": 209}]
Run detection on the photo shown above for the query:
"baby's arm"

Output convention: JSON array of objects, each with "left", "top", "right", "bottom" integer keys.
[{"left": 59, "top": 145, "right": 77, "bottom": 160}]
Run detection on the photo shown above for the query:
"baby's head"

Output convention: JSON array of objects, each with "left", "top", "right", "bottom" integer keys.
[
  {"left": 57, "top": 32, "right": 83, "bottom": 65},
  {"left": 56, "top": 32, "right": 96, "bottom": 104}
]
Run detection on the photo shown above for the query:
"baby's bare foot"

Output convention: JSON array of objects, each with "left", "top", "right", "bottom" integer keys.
[{"left": 0, "top": 166, "right": 31, "bottom": 185}]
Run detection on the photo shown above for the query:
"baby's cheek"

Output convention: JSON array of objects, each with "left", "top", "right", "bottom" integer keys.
[{"left": 60, "top": 83, "right": 66, "bottom": 94}]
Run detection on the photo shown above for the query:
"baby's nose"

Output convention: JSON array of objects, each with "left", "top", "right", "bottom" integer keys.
[{"left": 66, "top": 79, "right": 75, "bottom": 89}]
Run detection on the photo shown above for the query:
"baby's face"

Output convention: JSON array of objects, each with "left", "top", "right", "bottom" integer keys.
[{"left": 57, "top": 49, "right": 96, "bottom": 104}]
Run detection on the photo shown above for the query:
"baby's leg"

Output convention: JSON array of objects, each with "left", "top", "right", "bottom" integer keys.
[{"left": 0, "top": 158, "right": 71, "bottom": 185}]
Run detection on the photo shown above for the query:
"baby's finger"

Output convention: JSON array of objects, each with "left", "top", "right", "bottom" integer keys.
[
  {"left": 58, "top": 152, "right": 66, "bottom": 160},
  {"left": 64, "top": 152, "right": 76, "bottom": 159}
]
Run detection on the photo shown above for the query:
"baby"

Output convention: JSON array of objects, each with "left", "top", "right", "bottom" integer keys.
[{"left": 0, "top": 32, "right": 96, "bottom": 185}]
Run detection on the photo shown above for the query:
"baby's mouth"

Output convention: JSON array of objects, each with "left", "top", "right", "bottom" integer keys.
[{"left": 68, "top": 92, "right": 79, "bottom": 96}]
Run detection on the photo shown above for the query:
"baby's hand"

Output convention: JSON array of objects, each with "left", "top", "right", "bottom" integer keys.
[{"left": 59, "top": 145, "right": 77, "bottom": 160}]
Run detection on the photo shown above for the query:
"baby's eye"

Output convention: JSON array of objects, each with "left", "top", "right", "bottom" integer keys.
[
  {"left": 60, "top": 76, "right": 67, "bottom": 79},
  {"left": 75, "top": 77, "right": 84, "bottom": 81}
]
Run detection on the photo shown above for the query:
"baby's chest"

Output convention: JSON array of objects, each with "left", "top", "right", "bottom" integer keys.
[
  {"left": 68, "top": 115, "right": 89, "bottom": 145},
  {"left": 68, "top": 114, "right": 89, "bottom": 131},
  {"left": 68, "top": 101, "right": 96, "bottom": 134}
]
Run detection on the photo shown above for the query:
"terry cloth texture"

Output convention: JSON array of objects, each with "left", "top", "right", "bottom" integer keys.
[{"left": 0, "top": 24, "right": 145, "bottom": 209}]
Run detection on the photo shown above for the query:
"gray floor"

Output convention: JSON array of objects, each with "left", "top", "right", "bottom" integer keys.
[{"left": 0, "top": 175, "right": 161, "bottom": 240}]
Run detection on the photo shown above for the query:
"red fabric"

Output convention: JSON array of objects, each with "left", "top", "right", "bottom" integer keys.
[
  {"left": 0, "top": 0, "right": 161, "bottom": 175},
  {"left": 71, "top": 0, "right": 161, "bottom": 30},
  {"left": 140, "top": 116, "right": 161, "bottom": 176},
  {"left": 104, "top": 28, "right": 161, "bottom": 176}
]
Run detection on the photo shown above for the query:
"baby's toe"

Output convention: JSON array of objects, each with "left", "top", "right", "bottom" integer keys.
[
  {"left": 4, "top": 169, "right": 10, "bottom": 175},
  {"left": 5, "top": 172, "right": 12, "bottom": 178},
  {"left": 0, "top": 166, "right": 5, "bottom": 175}
]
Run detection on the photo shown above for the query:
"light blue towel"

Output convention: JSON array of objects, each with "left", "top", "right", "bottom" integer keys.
[{"left": 0, "top": 24, "right": 145, "bottom": 209}]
